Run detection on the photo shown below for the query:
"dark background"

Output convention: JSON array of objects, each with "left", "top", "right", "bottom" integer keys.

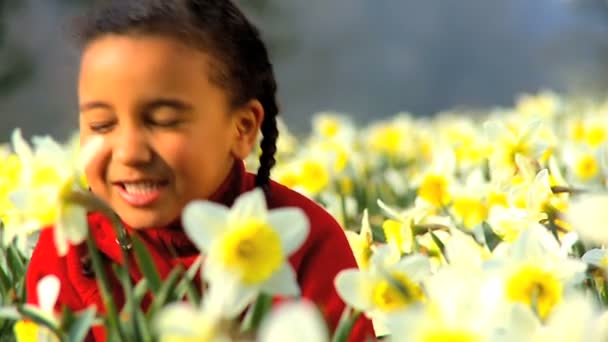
[{"left": 1, "top": 0, "right": 607, "bottom": 141}]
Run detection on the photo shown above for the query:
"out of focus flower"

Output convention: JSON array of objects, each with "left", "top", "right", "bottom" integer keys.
[
  {"left": 258, "top": 301, "right": 328, "bottom": 342},
  {"left": 182, "top": 189, "right": 309, "bottom": 318}
]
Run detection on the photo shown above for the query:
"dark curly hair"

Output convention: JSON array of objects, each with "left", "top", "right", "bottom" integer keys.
[{"left": 74, "top": 0, "right": 279, "bottom": 192}]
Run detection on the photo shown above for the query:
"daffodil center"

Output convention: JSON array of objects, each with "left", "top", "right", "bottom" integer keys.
[
  {"left": 505, "top": 264, "right": 562, "bottom": 320},
  {"left": 372, "top": 272, "right": 424, "bottom": 311},
  {"left": 217, "top": 219, "right": 283, "bottom": 285},
  {"left": 420, "top": 329, "right": 481, "bottom": 342}
]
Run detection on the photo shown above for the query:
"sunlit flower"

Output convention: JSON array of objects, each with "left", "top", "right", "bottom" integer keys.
[
  {"left": 156, "top": 302, "right": 229, "bottom": 342},
  {"left": 335, "top": 245, "right": 430, "bottom": 323},
  {"left": 182, "top": 189, "right": 310, "bottom": 318},
  {"left": 3, "top": 130, "right": 103, "bottom": 255},
  {"left": 490, "top": 225, "right": 586, "bottom": 320},
  {"left": 258, "top": 301, "right": 329, "bottom": 342},
  {"left": 344, "top": 209, "right": 375, "bottom": 269},
  {"left": 565, "top": 193, "right": 608, "bottom": 245}
]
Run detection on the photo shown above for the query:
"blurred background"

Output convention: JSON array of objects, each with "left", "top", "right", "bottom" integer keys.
[{"left": 1, "top": 0, "right": 607, "bottom": 141}]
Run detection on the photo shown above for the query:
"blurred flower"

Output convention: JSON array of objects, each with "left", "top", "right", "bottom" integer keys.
[
  {"left": 182, "top": 189, "right": 310, "bottom": 318},
  {"left": 3, "top": 130, "right": 103, "bottom": 255},
  {"left": 565, "top": 193, "right": 608, "bottom": 245},
  {"left": 335, "top": 245, "right": 430, "bottom": 323},
  {"left": 258, "top": 301, "right": 328, "bottom": 342}
]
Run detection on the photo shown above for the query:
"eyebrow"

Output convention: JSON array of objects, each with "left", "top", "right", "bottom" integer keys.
[
  {"left": 79, "top": 101, "right": 112, "bottom": 113},
  {"left": 79, "top": 98, "right": 193, "bottom": 113},
  {"left": 141, "top": 98, "right": 193, "bottom": 113}
]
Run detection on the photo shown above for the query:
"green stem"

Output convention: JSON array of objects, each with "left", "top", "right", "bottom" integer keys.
[
  {"left": 241, "top": 293, "right": 273, "bottom": 333},
  {"left": 85, "top": 234, "right": 127, "bottom": 341},
  {"left": 331, "top": 307, "right": 360, "bottom": 342}
]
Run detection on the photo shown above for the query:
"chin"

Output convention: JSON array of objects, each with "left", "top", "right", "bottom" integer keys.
[{"left": 118, "top": 210, "right": 173, "bottom": 230}]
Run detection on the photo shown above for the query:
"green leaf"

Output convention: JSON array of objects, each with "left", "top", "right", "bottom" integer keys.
[
  {"left": 0, "top": 268, "right": 12, "bottom": 301},
  {"left": 131, "top": 237, "right": 162, "bottom": 296},
  {"left": 331, "top": 307, "right": 360, "bottom": 342},
  {"left": 241, "top": 293, "right": 273, "bottom": 333},
  {"left": 68, "top": 307, "right": 97, "bottom": 342},
  {"left": 19, "top": 305, "right": 62, "bottom": 338},
  {"left": 148, "top": 267, "right": 183, "bottom": 315},
  {"left": 429, "top": 230, "right": 446, "bottom": 257},
  {"left": 482, "top": 221, "right": 502, "bottom": 251},
  {"left": 174, "top": 256, "right": 202, "bottom": 303},
  {"left": 133, "top": 279, "right": 149, "bottom": 304},
  {"left": 6, "top": 245, "right": 25, "bottom": 281}
]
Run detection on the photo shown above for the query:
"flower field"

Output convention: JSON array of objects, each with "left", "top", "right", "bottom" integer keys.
[{"left": 3, "top": 91, "right": 608, "bottom": 341}]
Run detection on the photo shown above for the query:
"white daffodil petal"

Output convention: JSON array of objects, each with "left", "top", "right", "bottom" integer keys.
[
  {"left": 60, "top": 205, "right": 88, "bottom": 245},
  {"left": 11, "top": 128, "right": 33, "bottom": 164},
  {"left": 260, "top": 262, "right": 300, "bottom": 297},
  {"left": 182, "top": 200, "right": 229, "bottom": 252},
  {"left": 37, "top": 275, "right": 60, "bottom": 314},
  {"left": 582, "top": 248, "right": 607, "bottom": 268},
  {"left": 334, "top": 269, "right": 374, "bottom": 311},
  {"left": 8, "top": 190, "right": 32, "bottom": 211},
  {"left": 53, "top": 220, "right": 69, "bottom": 257},
  {"left": 78, "top": 136, "right": 105, "bottom": 172},
  {"left": 258, "top": 301, "right": 329, "bottom": 342},
  {"left": 268, "top": 208, "right": 310, "bottom": 254},
  {"left": 204, "top": 271, "right": 258, "bottom": 319},
  {"left": 230, "top": 188, "right": 267, "bottom": 222},
  {"left": 395, "top": 254, "right": 431, "bottom": 282}
]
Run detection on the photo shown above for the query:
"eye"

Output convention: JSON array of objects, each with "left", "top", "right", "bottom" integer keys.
[
  {"left": 146, "top": 109, "right": 182, "bottom": 128},
  {"left": 89, "top": 121, "right": 116, "bottom": 133}
]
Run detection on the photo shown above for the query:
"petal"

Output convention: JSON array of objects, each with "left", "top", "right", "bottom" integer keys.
[
  {"left": 59, "top": 205, "right": 88, "bottom": 245},
  {"left": 260, "top": 262, "right": 300, "bottom": 297},
  {"left": 155, "top": 302, "right": 199, "bottom": 336},
  {"left": 334, "top": 269, "right": 374, "bottom": 311},
  {"left": 258, "top": 301, "right": 329, "bottom": 342},
  {"left": 53, "top": 221, "right": 68, "bottom": 257},
  {"left": 182, "top": 200, "right": 229, "bottom": 252},
  {"left": 37, "top": 275, "right": 60, "bottom": 313},
  {"left": 582, "top": 248, "right": 606, "bottom": 267},
  {"left": 268, "top": 208, "right": 310, "bottom": 254},
  {"left": 204, "top": 271, "right": 258, "bottom": 319},
  {"left": 394, "top": 254, "right": 431, "bottom": 282},
  {"left": 77, "top": 135, "right": 105, "bottom": 172},
  {"left": 229, "top": 188, "right": 267, "bottom": 223},
  {"left": 11, "top": 128, "right": 33, "bottom": 164}
]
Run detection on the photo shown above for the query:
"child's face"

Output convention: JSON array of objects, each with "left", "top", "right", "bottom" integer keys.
[{"left": 78, "top": 35, "right": 262, "bottom": 229}]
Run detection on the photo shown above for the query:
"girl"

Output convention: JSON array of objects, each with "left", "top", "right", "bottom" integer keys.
[{"left": 25, "top": 0, "right": 375, "bottom": 341}]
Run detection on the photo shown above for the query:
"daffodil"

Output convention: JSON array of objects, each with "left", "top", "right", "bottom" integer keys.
[
  {"left": 258, "top": 301, "right": 329, "bottom": 342},
  {"left": 15, "top": 275, "right": 61, "bottom": 342},
  {"left": 384, "top": 268, "right": 500, "bottom": 341},
  {"left": 335, "top": 244, "right": 430, "bottom": 324},
  {"left": 155, "top": 301, "right": 230, "bottom": 342},
  {"left": 489, "top": 225, "right": 586, "bottom": 320},
  {"left": 182, "top": 188, "right": 310, "bottom": 318},
  {"left": 3, "top": 130, "right": 103, "bottom": 255},
  {"left": 565, "top": 193, "right": 608, "bottom": 245},
  {"left": 344, "top": 209, "right": 375, "bottom": 269}
]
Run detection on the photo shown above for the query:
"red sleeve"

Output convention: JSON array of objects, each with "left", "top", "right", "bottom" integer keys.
[{"left": 297, "top": 216, "right": 376, "bottom": 342}]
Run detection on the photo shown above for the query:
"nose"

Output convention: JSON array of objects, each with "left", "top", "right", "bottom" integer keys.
[{"left": 112, "top": 125, "right": 153, "bottom": 166}]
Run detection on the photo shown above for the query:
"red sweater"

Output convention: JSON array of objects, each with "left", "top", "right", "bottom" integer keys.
[{"left": 25, "top": 160, "right": 374, "bottom": 341}]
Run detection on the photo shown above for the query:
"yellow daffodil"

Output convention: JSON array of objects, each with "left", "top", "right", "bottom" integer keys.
[
  {"left": 182, "top": 189, "right": 310, "bottom": 318},
  {"left": 3, "top": 130, "right": 103, "bottom": 255},
  {"left": 344, "top": 209, "right": 375, "bottom": 269},
  {"left": 335, "top": 244, "right": 430, "bottom": 322}
]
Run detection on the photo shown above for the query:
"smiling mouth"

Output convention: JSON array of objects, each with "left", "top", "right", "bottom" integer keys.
[{"left": 114, "top": 180, "right": 169, "bottom": 206}]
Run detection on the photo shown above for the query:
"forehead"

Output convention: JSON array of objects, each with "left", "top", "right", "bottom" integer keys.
[{"left": 78, "top": 35, "right": 219, "bottom": 100}]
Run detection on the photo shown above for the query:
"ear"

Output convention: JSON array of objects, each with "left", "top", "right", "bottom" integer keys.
[{"left": 230, "top": 99, "right": 264, "bottom": 160}]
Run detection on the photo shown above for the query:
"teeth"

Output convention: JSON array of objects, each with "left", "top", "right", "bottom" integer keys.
[{"left": 123, "top": 182, "right": 163, "bottom": 194}]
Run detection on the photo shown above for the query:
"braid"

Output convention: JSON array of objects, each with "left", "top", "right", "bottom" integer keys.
[{"left": 255, "top": 72, "right": 279, "bottom": 192}]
